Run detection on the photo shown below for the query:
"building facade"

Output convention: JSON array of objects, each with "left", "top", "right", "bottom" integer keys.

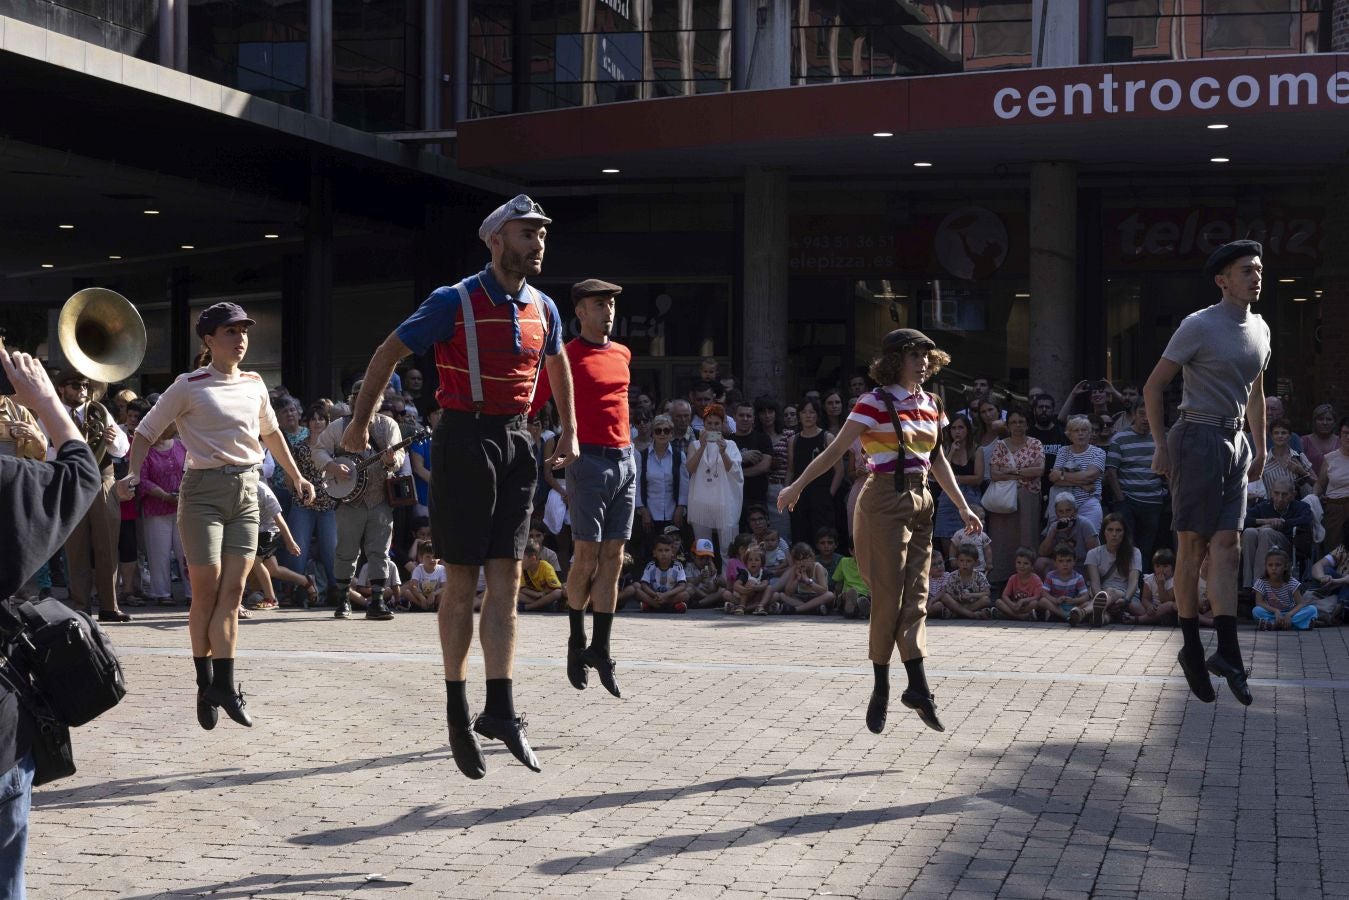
[{"left": 3, "top": 1, "right": 1348, "bottom": 423}]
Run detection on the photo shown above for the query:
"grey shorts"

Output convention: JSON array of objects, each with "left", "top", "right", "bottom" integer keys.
[
  {"left": 1167, "top": 420, "right": 1251, "bottom": 538},
  {"left": 567, "top": 447, "right": 637, "bottom": 542},
  {"left": 177, "top": 466, "right": 261, "bottom": 566}
]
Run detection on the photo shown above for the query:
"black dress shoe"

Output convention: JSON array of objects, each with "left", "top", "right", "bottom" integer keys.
[
  {"left": 204, "top": 683, "right": 253, "bottom": 727},
  {"left": 447, "top": 719, "right": 487, "bottom": 780},
  {"left": 581, "top": 647, "right": 621, "bottom": 698},
  {"left": 866, "top": 688, "right": 888, "bottom": 734},
  {"left": 366, "top": 596, "right": 394, "bottom": 621},
  {"left": 474, "top": 712, "right": 541, "bottom": 772},
  {"left": 98, "top": 609, "right": 132, "bottom": 623},
  {"left": 567, "top": 648, "right": 588, "bottom": 691},
  {"left": 334, "top": 598, "right": 352, "bottom": 619},
  {"left": 900, "top": 689, "right": 945, "bottom": 732},
  {"left": 1177, "top": 649, "right": 1216, "bottom": 703},
  {"left": 1206, "top": 652, "right": 1253, "bottom": 706},
  {"left": 196, "top": 689, "right": 218, "bottom": 731}
]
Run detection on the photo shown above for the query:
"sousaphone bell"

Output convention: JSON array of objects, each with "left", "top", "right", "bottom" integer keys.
[{"left": 58, "top": 288, "right": 147, "bottom": 385}]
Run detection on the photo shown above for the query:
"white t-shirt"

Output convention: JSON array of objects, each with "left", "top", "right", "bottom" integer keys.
[
  {"left": 1143, "top": 572, "right": 1174, "bottom": 597},
  {"left": 256, "top": 481, "right": 283, "bottom": 534},
  {"left": 1086, "top": 544, "right": 1142, "bottom": 592},
  {"left": 136, "top": 365, "right": 278, "bottom": 469},
  {"left": 410, "top": 562, "right": 447, "bottom": 591}
]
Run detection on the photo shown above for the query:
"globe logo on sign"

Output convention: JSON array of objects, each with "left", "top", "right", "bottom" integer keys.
[{"left": 934, "top": 206, "right": 1008, "bottom": 280}]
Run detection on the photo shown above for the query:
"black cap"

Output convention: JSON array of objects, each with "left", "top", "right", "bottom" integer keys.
[
  {"left": 1203, "top": 240, "right": 1263, "bottom": 278},
  {"left": 571, "top": 278, "right": 623, "bottom": 302},
  {"left": 882, "top": 328, "right": 936, "bottom": 353},
  {"left": 196, "top": 302, "right": 255, "bottom": 338}
]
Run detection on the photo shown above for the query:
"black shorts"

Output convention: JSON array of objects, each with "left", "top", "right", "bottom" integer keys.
[
  {"left": 430, "top": 410, "right": 537, "bottom": 566},
  {"left": 256, "top": 531, "right": 280, "bottom": 561}
]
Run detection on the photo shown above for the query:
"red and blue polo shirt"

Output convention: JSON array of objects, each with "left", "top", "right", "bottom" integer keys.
[{"left": 396, "top": 265, "right": 563, "bottom": 416}]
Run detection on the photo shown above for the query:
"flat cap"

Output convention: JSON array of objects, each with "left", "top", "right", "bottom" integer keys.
[
  {"left": 882, "top": 328, "right": 936, "bottom": 353},
  {"left": 478, "top": 194, "right": 551, "bottom": 244},
  {"left": 1203, "top": 239, "right": 1263, "bottom": 278},
  {"left": 571, "top": 278, "right": 623, "bottom": 302},
  {"left": 196, "top": 302, "right": 254, "bottom": 338}
]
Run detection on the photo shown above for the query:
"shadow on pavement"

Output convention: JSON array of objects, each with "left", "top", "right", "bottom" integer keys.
[{"left": 118, "top": 872, "right": 411, "bottom": 899}]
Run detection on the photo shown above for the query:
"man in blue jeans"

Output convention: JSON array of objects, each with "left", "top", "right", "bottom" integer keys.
[{"left": 0, "top": 345, "right": 103, "bottom": 895}]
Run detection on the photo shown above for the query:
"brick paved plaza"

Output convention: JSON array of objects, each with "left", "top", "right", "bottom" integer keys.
[{"left": 27, "top": 609, "right": 1349, "bottom": 899}]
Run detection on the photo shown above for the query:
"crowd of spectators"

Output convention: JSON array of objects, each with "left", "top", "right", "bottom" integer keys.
[{"left": 6, "top": 356, "right": 1348, "bottom": 632}]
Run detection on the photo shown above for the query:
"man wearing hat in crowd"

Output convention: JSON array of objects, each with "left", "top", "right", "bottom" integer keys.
[
  {"left": 313, "top": 378, "right": 405, "bottom": 621},
  {"left": 1144, "top": 239, "right": 1269, "bottom": 708},
  {"left": 780, "top": 327, "right": 981, "bottom": 735},
  {"left": 49, "top": 364, "right": 131, "bottom": 622},
  {"left": 533, "top": 278, "right": 632, "bottom": 700},
  {"left": 340, "top": 195, "right": 577, "bottom": 780}
]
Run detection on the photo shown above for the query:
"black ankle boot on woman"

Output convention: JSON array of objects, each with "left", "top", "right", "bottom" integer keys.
[
  {"left": 204, "top": 658, "right": 252, "bottom": 727},
  {"left": 866, "top": 663, "right": 889, "bottom": 734},
  {"left": 899, "top": 657, "right": 944, "bottom": 732}
]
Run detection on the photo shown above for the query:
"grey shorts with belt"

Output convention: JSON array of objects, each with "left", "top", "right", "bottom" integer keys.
[
  {"left": 567, "top": 446, "right": 637, "bottom": 542},
  {"left": 1167, "top": 419, "right": 1251, "bottom": 538}
]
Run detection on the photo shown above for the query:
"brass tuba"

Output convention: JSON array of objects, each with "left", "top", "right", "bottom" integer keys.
[{"left": 57, "top": 288, "right": 147, "bottom": 465}]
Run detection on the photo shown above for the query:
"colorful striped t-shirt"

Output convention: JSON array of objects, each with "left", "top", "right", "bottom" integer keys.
[{"left": 847, "top": 386, "right": 947, "bottom": 474}]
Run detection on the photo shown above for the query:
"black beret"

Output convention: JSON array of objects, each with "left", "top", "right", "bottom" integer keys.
[
  {"left": 1203, "top": 240, "right": 1263, "bottom": 278},
  {"left": 882, "top": 328, "right": 936, "bottom": 353},
  {"left": 571, "top": 278, "right": 623, "bottom": 302}
]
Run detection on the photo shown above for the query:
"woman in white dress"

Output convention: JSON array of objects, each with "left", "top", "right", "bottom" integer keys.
[{"left": 685, "top": 404, "right": 744, "bottom": 556}]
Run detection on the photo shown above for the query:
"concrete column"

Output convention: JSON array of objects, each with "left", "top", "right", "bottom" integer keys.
[
  {"left": 1087, "top": 0, "right": 1106, "bottom": 64},
  {"left": 1315, "top": 167, "right": 1349, "bottom": 414},
  {"left": 1028, "top": 161, "right": 1078, "bottom": 405},
  {"left": 742, "top": 167, "right": 789, "bottom": 403},
  {"left": 422, "top": 0, "right": 443, "bottom": 129},
  {"left": 453, "top": 0, "right": 469, "bottom": 121},
  {"left": 1032, "top": 0, "right": 1079, "bottom": 67},
  {"left": 733, "top": 0, "right": 790, "bottom": 90},
  {"left": 308, "top": 0, "right": 333, "bottom": 117},
  {"left": 301, "top": 163, "right": 334, "bottom": 400}
]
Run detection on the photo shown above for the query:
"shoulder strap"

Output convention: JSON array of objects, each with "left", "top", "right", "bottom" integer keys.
[
  {"left": 877, "top": 390, "right": 911, "bottom": 468},
  {"left": 453, "top": 281, "right": 484, "bottom": 411},
  {"left": 525, "top": 286, "right": 549, "bottom": 406}
]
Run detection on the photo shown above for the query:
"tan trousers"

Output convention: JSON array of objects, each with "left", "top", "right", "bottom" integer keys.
[
  {"left": 65, "top": 467, "right": 119, "bottom": 611},
  {"left": 853, "top": 471, "right": 935, "bottom": 664}
]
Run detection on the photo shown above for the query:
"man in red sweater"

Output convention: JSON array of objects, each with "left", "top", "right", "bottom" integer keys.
[{"left": 535, "top": 278, "right": 632, "bottom": 698}]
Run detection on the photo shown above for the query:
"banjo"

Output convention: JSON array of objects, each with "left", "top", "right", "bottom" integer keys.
[{"left": 324, "top": 426, "right": 431, "bottom": 505}]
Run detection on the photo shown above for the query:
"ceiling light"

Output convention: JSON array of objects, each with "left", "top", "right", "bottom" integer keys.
[
  {"left": 1292, "top": 297, "right": 1308, "bottom": 302},
  {"left": 58, "top": 224, "right": 74, "bottom": 230},
  {"left": 913, "top": 161, "right": 933, "bottom": 167},
  {"left": 143, "top": 209, "right": 160, "bottom": 215},
  {"left": 1210, "top": 157, "right": 1229, "bottom": 163},
  {"left": 1315, "top": 290, "right": 1323, "bottom": 297},
  {"left": 1278, "top": 278, "right": 1296, "bottom": 283},
  {"left": 40, "top": 263, "right": 54, "bottom": 268},
  {"left": 264, "top": 233, "right": 279, "bottom": 239},
  {"left": 180, "top": 244, "right": 195, "bottom": 250},
  {"left": 108, "top": 255, "right": 122, "bottom": 260},
  {"left": 1207, "top": 123, "right": 1228, "bottom": 130},
  {"left": 1014, "top": 292, "right": 1030, "bottom": 298},
  {"left": 601, "top": 168, "right": 620, "bottom": 174},
  {"left": 872, "top": 132, "right": 894, "bottom": 138}
]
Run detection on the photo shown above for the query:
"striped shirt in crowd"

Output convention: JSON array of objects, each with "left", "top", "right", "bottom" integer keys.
[
  {"left": 1106, "top": 429, "right": 1167, "bottom": 505},
  {"left": 1252, "top": 577, "right": 1300, "bottom": 613},
  {"left": 847, "top": 386, "right": 946, "bottom": 475},
  {"left": 1052, "top": 444, "right": 1107, "bottom": 504}
]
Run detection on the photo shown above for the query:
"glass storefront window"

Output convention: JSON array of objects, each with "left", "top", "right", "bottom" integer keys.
[
  {"left": 333, "top": 0, "right": 423, "bottom": 132},
  {"left": 8, "top": 0, "right": 158, "bottom": 59},
  {"left": 1106, "top": 0, "right": 1323, "bottom": 62}
]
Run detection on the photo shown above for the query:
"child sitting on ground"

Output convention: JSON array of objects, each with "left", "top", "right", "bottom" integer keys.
[
  {"left": 938, "top": 544, "right": 992, "bottom": 619},
  {"left": 686, "top": 538, "right": 726, "bottom": 609},
  {"left": 774, "top": 542, "right": 836, "bottom": 614},
  {"left": 1038, "top": 543, "right": 1090, "bottom": 624},
  {"left": 401, "top": 516, "right": 433, "bottom": 577},
  {"left": 616, "top": 553, "right": 640, "bottom": 610},
  {"left": 732, "top": 545, "right": 773, "bottom": 615},
  {"left": 759, "top": 528, "right": 788, "bottom": 580},
  {"left": 1123, "top": 548, "right": 1178, "bottom": 625},
  {"left": 638, "top": 535, "right": 689, "bottom": 612},
  {"left": 1251, "top": 548, "right": 1316, "bottom": 631},
  {"left": 833, "top": 550, "right": 872, "bottom": 620},
  {"left": 528, "top": 519, "right": 563, "bottom": 575},
  {"left": 518, "top": 541, "right": 565, "bottom": 612},
  {"left": 814, "top": 527, "right": 844, "bottom": 580},
  {"left": 925, "top": 551, "right": 949, "bottom": 617},
  {"left": 351, "top": 560, "right": 401, "bottom": 610},
  {"left": 997, "top": 547, "right": 1043, "bottom": 621},
  {"left": 400, "top": 540, "right": 445, "bottom": 611},
  {"left": 1035, "top": 496, "right": 1100, "bottom": 576}
]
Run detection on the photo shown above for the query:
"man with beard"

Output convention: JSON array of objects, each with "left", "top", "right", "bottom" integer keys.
[
  {"left": 1028, "top": 392, "right": 1068, "bottom": 511},
  {"left": 533, "top": 279, "right": 633, "bottom": 700},
  {"left": 341, "top": 195, "right": 578, "bottom": 779},
  {"left": 1144, "top": 240, "right": 1269, "bottom": 708}
]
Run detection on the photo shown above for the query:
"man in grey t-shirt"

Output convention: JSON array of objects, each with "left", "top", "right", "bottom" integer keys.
[{"left": 1143, "top": 239, "right": 1270, "bottom": 708}]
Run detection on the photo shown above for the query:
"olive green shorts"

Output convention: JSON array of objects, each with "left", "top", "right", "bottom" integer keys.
[{"left": 177, "top": 466, "right": 261, "bottom": 566}]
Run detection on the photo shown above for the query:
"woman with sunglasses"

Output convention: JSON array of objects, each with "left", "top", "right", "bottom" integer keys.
[{"left": 119, "top": 302, "right": 315, "bottom": 730}]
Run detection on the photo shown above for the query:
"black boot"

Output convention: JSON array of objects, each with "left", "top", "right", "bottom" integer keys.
[
  {"left": 194, "top": 657, "right": 217, "bottom": 731},
  {"left": 445, "top": 680, "right": 485, "bottom": 780},
  {"left": 205, "top": 659, "right": 253, "bottom": 727},
  {"left": 866, "top": 663, "right": 889, "bottom": 734},
  {"left": 366, "top": 591, "right": 394, "bottom": 621},
  {"left": 900, "top": 658, "right": 944, "bottom": 732},
  {"left": 476, "top": 679, "right": 540, "bottom": 771},
  {"left": 333, "top": 582, "right": 352, "bottom": 619},
  {"left": 1177, "top": 617, "right": 1216, "bottom": 702},
  {"left": 567, "top": 607, "right": 588, "bottom": 690}
]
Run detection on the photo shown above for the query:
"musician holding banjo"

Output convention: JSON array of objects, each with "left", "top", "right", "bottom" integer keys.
[
  {"left": 118, "top": 303, "right": 315, "bottom": 731},
  {"left": 313, "top": 379, "right": 406, "bottom": 621}
]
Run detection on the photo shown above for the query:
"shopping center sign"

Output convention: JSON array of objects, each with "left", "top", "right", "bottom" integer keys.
[{"left": 990, "top": 65, "right": 1349, "bottom": 122}]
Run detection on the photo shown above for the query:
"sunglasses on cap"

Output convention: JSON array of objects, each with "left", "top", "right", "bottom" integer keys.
[{"left": 512, "top": 196, "right": 547, "bottom": 217}]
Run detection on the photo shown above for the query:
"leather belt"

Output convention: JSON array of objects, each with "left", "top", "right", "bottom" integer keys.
[
  {"left": 579, "top": 444, "right": 632, "bottom": 460},
  {"left": 1179, "top": 411, "right": 1242, "bottom": 432}
]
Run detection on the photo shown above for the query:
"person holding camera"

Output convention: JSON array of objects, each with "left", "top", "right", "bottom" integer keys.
[
  {"left": 685, "top": 403, "right": 744, "bottom": 557},
  {"left": 0, "top": 347, "right": 101, "bottom": 897}
]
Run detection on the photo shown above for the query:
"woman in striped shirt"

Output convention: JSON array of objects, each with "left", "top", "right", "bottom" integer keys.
[{"left": 779, "top": 328, "right": 981, "bottom": 736}]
